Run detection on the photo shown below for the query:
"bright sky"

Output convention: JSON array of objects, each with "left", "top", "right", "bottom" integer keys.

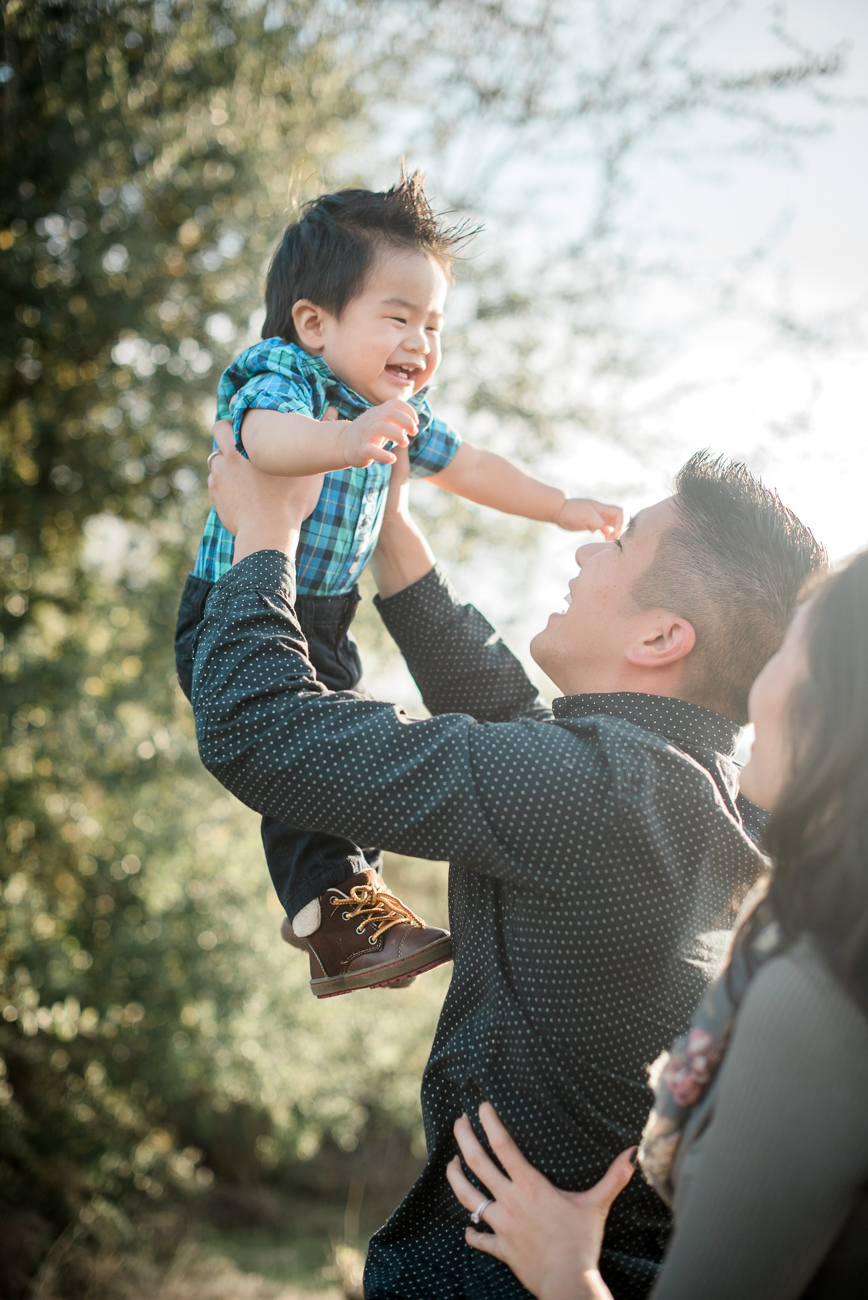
[
  {"left": 615, "top": 0, "right": 868, "bottom": 556},
  {"left": 392, "top": 0, "right": 868, "bottom": 658}
]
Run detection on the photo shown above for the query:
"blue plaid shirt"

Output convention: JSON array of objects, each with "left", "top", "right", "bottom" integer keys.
[{"left": 193, "top": 339, "right": 461, "bottom": 597}]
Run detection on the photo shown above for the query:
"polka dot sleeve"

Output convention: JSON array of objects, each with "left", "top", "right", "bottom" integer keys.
[{"left": 374, "top": 566, "right": 552, "bottom": 723}]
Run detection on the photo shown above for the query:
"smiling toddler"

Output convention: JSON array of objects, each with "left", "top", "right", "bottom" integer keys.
[{"left": 175, "top": 173, "right": 622, "bottom": 999}]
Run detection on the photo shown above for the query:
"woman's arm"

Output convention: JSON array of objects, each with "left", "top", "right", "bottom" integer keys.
[
  {"left": 652, "top": 946, "right": 868, "bottom": 1300},
  {"left": 447, "top": 1102, "right": 634, "bottom": 1300}
]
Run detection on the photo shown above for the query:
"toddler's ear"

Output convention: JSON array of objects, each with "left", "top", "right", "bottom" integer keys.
[{"left": 291, "top": 299, "right": 328, "bottom": 350}]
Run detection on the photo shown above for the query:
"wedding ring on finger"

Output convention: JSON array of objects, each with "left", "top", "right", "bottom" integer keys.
[
  {"left": 207, "top": 449, "right": 222, "bottom": 468},
  {"left": 469, "top": 1196, "right": 494, "bottom": 1225}
]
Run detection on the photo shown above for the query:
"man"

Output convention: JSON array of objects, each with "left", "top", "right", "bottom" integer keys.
[{"left": 193, "top": 429, "right": 825, "bottom": 1299}]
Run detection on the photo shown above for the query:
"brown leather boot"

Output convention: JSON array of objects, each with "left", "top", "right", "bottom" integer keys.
[
  {"left": 280, "top": 916, "right": 310, "bottom": 953},
  {"left": 282, "top": 870, "right": 452, "bottom": 999},
  {"left": 280, "top": 915, "right": 418, "bottom": 990}
]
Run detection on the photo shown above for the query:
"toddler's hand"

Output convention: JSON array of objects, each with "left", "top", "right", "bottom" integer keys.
[
  {"left": 555, "top": 497, "right": 623, "bottom": 540},
  {"left": 339, "top": 399, "right": 418, "bottom": 468}
]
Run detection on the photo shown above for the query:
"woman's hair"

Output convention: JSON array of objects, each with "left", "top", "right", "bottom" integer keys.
[{"left": 741, "top": 549, "right": 868, "bottom": 1011}]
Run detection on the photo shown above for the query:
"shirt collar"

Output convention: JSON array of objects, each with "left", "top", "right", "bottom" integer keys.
[
  {"left": 552, "top": 691, "right": 743, "bottom": 758},
  {"left": 290, "top": 343, "right": 434, "bottom": 423}
]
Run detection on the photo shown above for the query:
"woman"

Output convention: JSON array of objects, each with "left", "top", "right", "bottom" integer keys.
[{"left": 447, "top": 550, "right": 868, "bottom": 1299}]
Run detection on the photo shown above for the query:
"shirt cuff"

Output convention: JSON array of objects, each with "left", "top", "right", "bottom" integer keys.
[
  {"left": 207, "top": 550, "right": 297, "bottom": 609},
  {"left": 230, "top": 396, "right": 313, "bottom": 450},
  {"left": 408, "top": 435, "right": 461, "bottom": 479}
]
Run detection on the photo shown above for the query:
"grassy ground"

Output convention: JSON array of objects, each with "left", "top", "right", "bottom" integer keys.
[
  {"left": 27, "top": 1234, "right": 345, "bottom": 1300},
  {"left": 27, "top": 1203, "right": 362, "bottom": 1299},
  {"left": 203, "top": 1226, "right": 340, "bottom": 1289},
  {"left": 201, "top": 1200, "right": 360, "bottom": 1294},
  {"left": 196, "top": 1182, "right": 407, "bottom": 1298}
]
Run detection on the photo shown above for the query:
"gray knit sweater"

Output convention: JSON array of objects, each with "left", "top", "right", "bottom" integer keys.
[{"left": 651, "top": 938, "right": 868, "bottom": 1299}]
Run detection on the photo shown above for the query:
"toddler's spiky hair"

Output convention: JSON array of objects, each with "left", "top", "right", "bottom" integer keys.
[{"left": 263, "top": 170, "right": 476, "bottom": 342}]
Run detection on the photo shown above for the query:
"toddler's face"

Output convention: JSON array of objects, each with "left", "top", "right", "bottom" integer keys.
[{"left": 312, "top": 247, "right": 447, "bottom": 405}]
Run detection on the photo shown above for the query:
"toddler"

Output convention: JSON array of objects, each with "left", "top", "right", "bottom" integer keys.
[{"left": 175, "top": 173, "right": 622, "bottom": 999}]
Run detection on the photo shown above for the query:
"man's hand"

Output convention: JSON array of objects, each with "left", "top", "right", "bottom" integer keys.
[
  {"left": 339, "top": 398, "right": 419, "bottom": 468},
  {"left": 446, "top": 1102, "right": 634, "bottom": 1300},
  {"left": 208, "top": 420, "right": 323, "bottom": 564},
  {"left": 368, "top": 446, "right": 437, "bottom": 599},
  {"left": 379, "top": 441, "right": 413, "bottom": 527},
  {"left": 555, "top": 498, "right": 623, "bottom": 540}
]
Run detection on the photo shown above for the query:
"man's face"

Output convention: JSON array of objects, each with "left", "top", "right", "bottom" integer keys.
[
  {"left": 316, "top": 247, "right": 447, "bottom": 406},
  {"left": 739, "top": 601, "right": 811, "bottom": 811},
  {"left": 530, "top": 497, "right": 679, "bottom": 696}
]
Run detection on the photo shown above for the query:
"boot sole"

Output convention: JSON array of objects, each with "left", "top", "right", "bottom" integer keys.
[
  {"left": 309, "top": 934, "right": 453, "bottom": 999},
  {"left": 280, "top": 918, "right": 421, "bottom": 991}
]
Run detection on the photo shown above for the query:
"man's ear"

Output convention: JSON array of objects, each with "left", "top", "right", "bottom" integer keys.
[
  {"left": 291, "top": 299, "right": 329, "bottom": 352},
  {"left": 624, "top": 611, "right": 696, "bottom": 669}
]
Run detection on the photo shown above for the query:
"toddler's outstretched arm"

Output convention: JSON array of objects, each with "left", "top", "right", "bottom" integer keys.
[
  {"left": 430, "top": 443, "right": 622, "bottom": 540},
  {"left": 240, "top": 399, "right": 418, "bottom": 475}
]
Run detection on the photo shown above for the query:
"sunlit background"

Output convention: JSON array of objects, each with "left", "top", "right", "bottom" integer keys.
[
  {"left": 360, "top": 0, "right": 868, "bottom": 703},
  {"left": 1, "top": 1, "right": 866, "bottom": 1295},
  {"left": 407, "top": 0, "right": 868, "bottom": 661}
]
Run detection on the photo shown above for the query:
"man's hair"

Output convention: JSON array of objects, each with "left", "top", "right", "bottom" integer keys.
[
  {"left": 262, "top": 171, "right": 474, "bottom": 342},
  {"left": 636, "top": 451, "right": 828, "bottom": 723}
]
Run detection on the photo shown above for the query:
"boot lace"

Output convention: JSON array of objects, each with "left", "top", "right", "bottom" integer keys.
[{"left": 332, "top": 884, "right": 424, "bottom": 944}]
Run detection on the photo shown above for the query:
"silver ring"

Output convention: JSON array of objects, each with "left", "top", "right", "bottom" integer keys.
[
  {"left": 469, "top": 1196, "right": 493, "bottom": 1225},
  {"left": 207, "top": 449, "right": 222, "bottom": 468}
]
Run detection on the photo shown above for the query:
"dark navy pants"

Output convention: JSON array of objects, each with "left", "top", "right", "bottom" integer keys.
[{"left": 175, "top": 572, "right": 383, "bottom": 918}]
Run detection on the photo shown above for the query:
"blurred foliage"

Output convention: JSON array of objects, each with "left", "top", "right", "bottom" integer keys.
[{"left": 0, "top": 1, "right": 450, "bottom": 1287}]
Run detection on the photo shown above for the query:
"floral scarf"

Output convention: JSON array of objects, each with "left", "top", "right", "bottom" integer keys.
[{"left": 638, "top": 893, "right": 780, "bottom": 1207}]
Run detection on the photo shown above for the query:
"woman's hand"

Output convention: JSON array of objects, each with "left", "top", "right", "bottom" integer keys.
[
  {"left": 369, "top": 445, "right": 437, "bottom": 598},
  {"left": 446, "top": 1102, "right": 635, "bottom": 1300},
  {"left": 207, "top": 420, "right": 324, "bottom": 564}
]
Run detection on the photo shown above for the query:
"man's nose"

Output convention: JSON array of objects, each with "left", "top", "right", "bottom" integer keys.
[{"left": 575, "top": 540, "right": 611, "bottom": 566}]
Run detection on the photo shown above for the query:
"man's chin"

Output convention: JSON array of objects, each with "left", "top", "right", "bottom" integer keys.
[
  {"left": 531, "top": 623, "right": 576, "bottom": 696},
  {"left": 529, "top": 627, "right": 550, "bottom": 673}
]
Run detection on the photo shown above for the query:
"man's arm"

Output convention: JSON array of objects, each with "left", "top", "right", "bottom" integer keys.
[
  {"left": 375, "top": 570, "right": 552, "bottom": 723},
  {"left": 193, "top": 550, "right": 577, "bottom": 871},
  {"left": 370, "top": 449, "right": 551, "bottom": 724}
]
